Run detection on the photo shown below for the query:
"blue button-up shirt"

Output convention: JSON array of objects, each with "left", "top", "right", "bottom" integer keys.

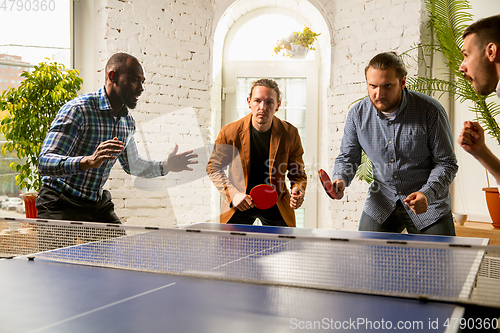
[
  {"left": 38, "top": 87, "right": 163, "bottom": 202},
  {"left": 332, "top": 88, "right": 458, "bottom": 230}
]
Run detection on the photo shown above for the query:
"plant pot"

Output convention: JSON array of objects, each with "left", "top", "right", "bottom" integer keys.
[
  {"left": 290, "top": 45, "right": 309, "bottom": 59},
  {"left": 483, "top": 187, "right": 500, "bottom": 228},
  {"left": 20, "top": 192, "right": 37, "bottom": 218}
]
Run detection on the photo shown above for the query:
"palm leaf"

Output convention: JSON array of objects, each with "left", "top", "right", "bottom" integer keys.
[
  {"left": 406, "top": 76, "right": 457, "bottom": 99},
  {"left": 425, "top": 0, "right": 472, "bottom": 75},
  {"left": 355, "top": 151, "right": 373, "bottom": 184}
]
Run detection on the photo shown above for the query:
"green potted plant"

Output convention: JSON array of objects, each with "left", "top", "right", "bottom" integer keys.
[
  {"left": 0, "top": 61, "right": 83, "bottom": 218},
  {"left": 354, "top": 0, "right": 500, "bottom": 227},
  {"left": 273, "top": 26, "right": 320, "bottom": 58}
]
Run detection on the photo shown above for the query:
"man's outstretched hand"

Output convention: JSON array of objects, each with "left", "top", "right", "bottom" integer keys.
[{"left": 162, "top": 144, "right": 198, "bottom": 173}]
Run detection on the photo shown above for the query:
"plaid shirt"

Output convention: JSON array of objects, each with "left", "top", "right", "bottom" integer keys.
[
  {"left": 38, "top": 87, "right": 162, "bottom": 202},
  {"left": 332, "top": 88, "right": 458, "bottom": 230}
]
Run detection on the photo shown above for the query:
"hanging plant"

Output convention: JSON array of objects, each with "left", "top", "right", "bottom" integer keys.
[{"left": 273, "top": 26, "right": 320, "bottom": 58}]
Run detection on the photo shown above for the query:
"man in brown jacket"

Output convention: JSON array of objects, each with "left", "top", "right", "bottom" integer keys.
[{"left": 207, "top": 79, "right": 307, "bottom": 227}]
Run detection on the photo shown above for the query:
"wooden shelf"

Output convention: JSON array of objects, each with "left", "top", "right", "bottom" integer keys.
[{"left": 455, "top": 221, "right": 500, "bottom": 245}]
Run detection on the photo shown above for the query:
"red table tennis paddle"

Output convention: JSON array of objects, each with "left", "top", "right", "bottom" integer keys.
[
  {"left": 318, "top": 169, "right": 337, "bottom": 199},
  {"left": 249, "top": 184, "right": 278, "bottom": 210}
]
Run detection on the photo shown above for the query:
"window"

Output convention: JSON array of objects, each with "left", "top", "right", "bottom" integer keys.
[{"left": 0, "top": 1, "right": 71, "bottom": 202}]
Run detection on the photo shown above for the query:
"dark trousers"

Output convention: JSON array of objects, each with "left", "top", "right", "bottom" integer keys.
[
  {"left": 358, "top": 200, "right": 455, "bottom": 236},
  {"left": 36, "top": 185, "right": 121, "bottom": 223},
  {"left": 35, "top": 185, "right": 123, "bottom": 251},
  {"left": 227, "top": 205, "right": 288, "bottom": 227}
]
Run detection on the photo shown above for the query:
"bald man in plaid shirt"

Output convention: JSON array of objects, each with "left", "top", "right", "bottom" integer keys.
[{"left": 36, "top": 53, "right": 197, "bottom": 223}]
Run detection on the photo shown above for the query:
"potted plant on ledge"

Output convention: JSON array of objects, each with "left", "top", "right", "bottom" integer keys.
[
  {"left": 0, "top": 61, "right": 83, "bottom": 218},
  {"left": 273, "top": 26, "right": 320, "bottom": 59}
]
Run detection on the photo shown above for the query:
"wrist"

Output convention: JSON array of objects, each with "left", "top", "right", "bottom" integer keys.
[
  {"left": 161, "top": 161, "right": 168, "bottom": 175},
  {"left": 79, "top": 156, "right": 90, "bottom": 171}
]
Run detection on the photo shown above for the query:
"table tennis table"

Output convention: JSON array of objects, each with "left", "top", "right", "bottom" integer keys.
[{"left": 0, "top": 220, "right": 498, "bottom": 333}]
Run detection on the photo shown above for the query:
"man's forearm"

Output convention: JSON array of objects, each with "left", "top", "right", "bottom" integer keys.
[
  {"left": 474, "top": 146, "right": 500, "bottom": 184},
  {"left": 38, "top": 153, "right": 82, "bottom": 177}
]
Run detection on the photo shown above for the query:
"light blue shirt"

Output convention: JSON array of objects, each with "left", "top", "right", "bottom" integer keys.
[{"left": 332, "top": 88, "right": 458, "bottom": 230}]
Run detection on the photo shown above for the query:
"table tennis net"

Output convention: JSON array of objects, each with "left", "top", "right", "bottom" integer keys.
[{"left": 2, "top": 218, "right": 500, "bottom": 309}]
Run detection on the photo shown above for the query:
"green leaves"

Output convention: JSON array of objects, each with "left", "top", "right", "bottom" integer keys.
[
  {"left": 355, "top": 151, "right": 373, "bottom": 184},
  {"left": 0, "top": 61, "right": 83, "bottom": 192},
  {"left": 425, "top": 0, "right": 472, "bottom": 75},
  {"left": 274, "top": 26, "right": 321, "bottom": 57}
]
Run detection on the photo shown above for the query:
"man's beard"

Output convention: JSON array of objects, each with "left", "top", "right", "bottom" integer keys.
[{"left": 472, "top": 57, "right": 498, "bottom": 96}]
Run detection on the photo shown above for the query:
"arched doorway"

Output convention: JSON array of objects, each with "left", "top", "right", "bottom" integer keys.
[{"left": 211, "top": 0, "right": 331, "bottom": 228}]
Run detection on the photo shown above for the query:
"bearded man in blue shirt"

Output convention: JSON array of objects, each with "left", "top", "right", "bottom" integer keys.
[
  {"left": 36, "top": 52, "right": 198, "bottom": 223},
  {"left": 330, "top": 52, "right": 458, "bottom": 235}
]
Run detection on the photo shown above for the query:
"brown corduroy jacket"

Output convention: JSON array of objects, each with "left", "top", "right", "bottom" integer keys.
[{"left": 206, "top": 113, "right": 307, "bottom": 227}]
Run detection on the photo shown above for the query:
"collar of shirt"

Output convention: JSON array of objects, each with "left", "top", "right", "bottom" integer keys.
[
  {"left": 381, "top": 109, "right": 397, "bottom": 120},
  {"left": 496, "top": 79, "right": 500, "bottom": 99}
]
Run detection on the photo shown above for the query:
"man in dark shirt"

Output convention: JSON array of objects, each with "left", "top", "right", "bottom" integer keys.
[{"left": 207, "top": 78, "right": 307, "bottom": 227}]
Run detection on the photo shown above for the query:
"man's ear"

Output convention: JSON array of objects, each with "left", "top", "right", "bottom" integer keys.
[
  {"left": 400, "top": 76, "right": 407, "bottom": 90},
  {"left": 486, "top": 42, "right": 499, "bottom": 62},
  {"left": 108, "top": 71, "right": 116, "bottom": 83}
]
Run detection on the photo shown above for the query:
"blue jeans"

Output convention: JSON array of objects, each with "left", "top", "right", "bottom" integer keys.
[{"left": 358, "top": 200, "right": 455, "bottom": 236}]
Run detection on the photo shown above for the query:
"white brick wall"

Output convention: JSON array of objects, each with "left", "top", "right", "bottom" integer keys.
[{"left": 92, "top": 0, "right": 424, "bottom": 229}]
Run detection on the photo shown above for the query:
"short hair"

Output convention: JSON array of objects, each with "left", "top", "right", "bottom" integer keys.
[
  {"left": 463, "top": 15, "right": 500, "bottom": 50},
  {"left": 364, "top": 52, "right": 408, "bottom": 81},
  {"left": 249, "top": 78, "right": 282, "bottom": 103},
  {"left": 105, "top": 53, "right": 140, "bottom": 81}
]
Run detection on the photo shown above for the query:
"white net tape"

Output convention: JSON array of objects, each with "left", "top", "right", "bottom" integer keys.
[{"left": 2, "top": 217, "right": 500, "bottom": 308}]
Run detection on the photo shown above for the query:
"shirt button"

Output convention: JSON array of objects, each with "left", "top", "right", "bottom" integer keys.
[
  {"left": 392, "top": 205, "right": 395, "bottom": 208},
  {"left": 393, "top": 175, "right": 397, "bottom": 179},
  {"left": 389, "top": 140, "right": 393, "bottom": 144},
  {"left": 391, "top": 158, "right": 395, "bottom": 162},
  {"left": 398, "top": 191, "right": 402, "bottom": 194},
  {"left": 388, "top": 121, "right": 392, "bottom": 125}
]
